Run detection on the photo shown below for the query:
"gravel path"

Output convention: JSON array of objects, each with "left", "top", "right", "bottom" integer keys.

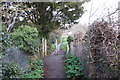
[{"left": 43, "top": 50, "right": 66, "bottom": 78}]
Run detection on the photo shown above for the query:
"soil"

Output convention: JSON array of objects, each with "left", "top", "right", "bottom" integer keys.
[{"left": 43, "top": 50, "right": 66, "bottom": 78}]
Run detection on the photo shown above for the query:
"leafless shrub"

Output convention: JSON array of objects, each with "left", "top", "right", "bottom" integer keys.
[{"left": 85, "top": 19, "right": 120, "bottom": 78}]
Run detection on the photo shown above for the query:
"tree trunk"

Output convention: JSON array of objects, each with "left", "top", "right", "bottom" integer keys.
[{"left": 68, "top": 42, "right": 71, "bottom": 52}]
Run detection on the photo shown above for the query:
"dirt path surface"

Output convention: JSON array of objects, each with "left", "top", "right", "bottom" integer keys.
[{"left": 43, "top": 50, "right": 66, "bottom": 78}]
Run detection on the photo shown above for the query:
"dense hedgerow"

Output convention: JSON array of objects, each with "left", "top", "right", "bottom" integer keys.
[
  {"left": 85, "top": 20, "right": 119, "bottom": 78},
  {"left": 11, "top": 25, "right": 39, "bottom": 54}
]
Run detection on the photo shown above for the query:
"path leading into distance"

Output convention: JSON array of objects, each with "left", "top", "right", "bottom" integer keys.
[{"left": 43, "top": 39, "right": 66, "bottom": 78}]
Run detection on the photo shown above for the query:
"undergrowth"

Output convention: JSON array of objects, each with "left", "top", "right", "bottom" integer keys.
[
  {"left": 24, "top": 58, "right": 44, "bottom": 78},
  {"left": 60, "top": 37, "right": 67, "bottom": 52},
  {"left": 64, "top": 52, "right": 84, "bottom": 79}
]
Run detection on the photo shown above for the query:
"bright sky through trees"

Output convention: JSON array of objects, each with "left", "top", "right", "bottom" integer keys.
[{"left": 78, "top": 0, "right": 120, "bottom": 26}]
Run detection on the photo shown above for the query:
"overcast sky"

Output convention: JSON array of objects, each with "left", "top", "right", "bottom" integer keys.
[{"left": 78, "top": 0, "right": 120, "bottom": 26}]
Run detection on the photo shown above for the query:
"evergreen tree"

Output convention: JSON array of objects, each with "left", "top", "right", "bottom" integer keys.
[{"left": 24, "top": 2, "right": 84, "bottom": 37}]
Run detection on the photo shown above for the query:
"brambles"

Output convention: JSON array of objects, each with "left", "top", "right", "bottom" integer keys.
[
  {"left": 86, "top": 20, "right": 119, "bottom": 78},
  {"left": 64, "top": 52, "right": 84, "bottom": 79}
]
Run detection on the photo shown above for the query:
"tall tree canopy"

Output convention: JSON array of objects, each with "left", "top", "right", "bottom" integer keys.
[
  {"left": 24, "top": 2, "right": 84, "bottom": 37},
  {"left": 1, "top": 2, "right": 84, "bottom": 37},
  {"left": 1, "top": 2, "right": 29, "bottom": 32}
]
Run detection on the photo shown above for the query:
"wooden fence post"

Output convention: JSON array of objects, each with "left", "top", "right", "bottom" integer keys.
[
  {"left": 45, "top": 39, "right": 47, "bottom": 56},
  {"left": 42, "top": 38, "right": 45, "bottom": 57},
  {"left": 67, "top": 43, "right": 69, "bottom": 54},
  {"left": 38, "top": 47, "right": 40, "bottom": 58}
]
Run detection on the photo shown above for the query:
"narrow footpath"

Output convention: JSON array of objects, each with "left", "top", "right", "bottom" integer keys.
[{"left": 43, "top": 39, "right": 66, "bottom": 78}]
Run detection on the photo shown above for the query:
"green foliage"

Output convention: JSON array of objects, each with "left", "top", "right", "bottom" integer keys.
[
  {"left": 49, "top": 32, "right": 61, "bottom": 44},
  {"left": 62, "top": 37, "right": 68, "bottom": 43},
  {"left": 2, "top": 58, "right": 44, "bottom": 78},
  {"left": 64, "top": 53, "right": 84, "bottom": 79},
  {"left": 24, "top": 59, "right": 44, "bottom": 78},
  {"left": 2, "top": 63, "right": 22, "bottom": 78},
  {"left": 67, "top": 36, "right": 73, "bottom": 43},
  {"left": 0, "top": 26, "right": 13, "bottom": 55},
  {"left": 39, "top": 43, "right": 42, "bottom": 54},
  {"left": 1, "top": 2, "right": 29, "bottom": 32},
  {"left": 48, "top": 31, "right": 61, "bottom": 53},
  {"left": 24, "top": 2, "right": 84, "bottom": 37},
  {"left": 60, "top": 37, "right": 67, "bottom": 52},
  {"left": 50, "top": 43, "right": 56, "bottom": 52},
  {"left": 61, "top": 43, "right": 67, "bottom": 52},
  {"left": 11, "top": 25, "right": 39, "bottom": 54},
  {"left": 24, "top": 69, "right": 44, "bottom": 78},
  {"left": 25, "top": 2, "right": 84, "bottom": 26}
]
